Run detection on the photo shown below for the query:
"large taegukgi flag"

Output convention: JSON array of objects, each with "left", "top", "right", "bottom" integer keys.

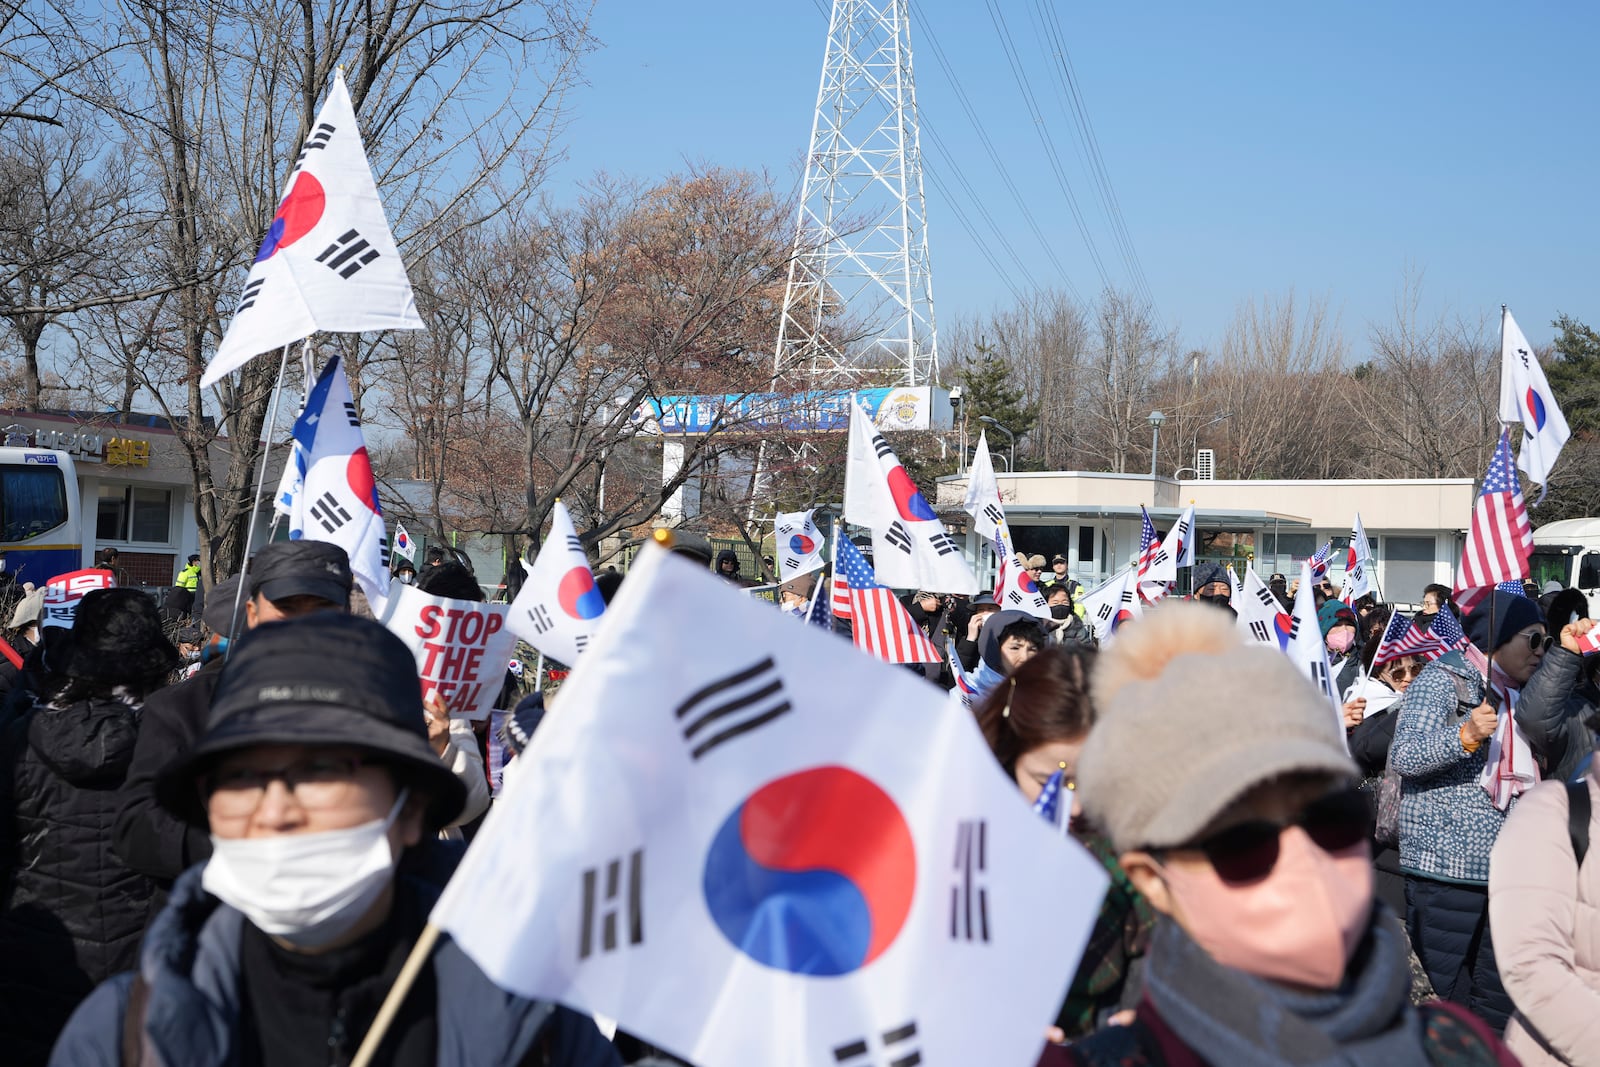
[
  {"left": 202, "top": 69, "right": 422, "bottom": 387},
  {"left": 1499, "top": 307, "right": 1569, "bottom": 500},
  {"left": 506, "top": 500, "right": 606, "bottom": 668},
  {"left": 431, "top": 545, "right": 1109, "bottom": 1067}
]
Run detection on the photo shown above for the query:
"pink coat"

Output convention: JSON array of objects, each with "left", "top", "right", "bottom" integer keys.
[{"left": 1489, "top": 764, "right": 1600, "bottom": 1067}]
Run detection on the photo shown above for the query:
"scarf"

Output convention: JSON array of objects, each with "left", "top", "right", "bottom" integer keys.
[
  {"left": 1462, "top": 645, "right": 1539, "bottom": 809},
  {"left": 1141, "top": 905, "right": 1431, "bottom": 1067}
]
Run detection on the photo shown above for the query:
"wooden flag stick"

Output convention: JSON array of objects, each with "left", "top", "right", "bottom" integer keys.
[
  {"left": 349, "top": 922, "right": 442, "bottom": 1067},
  {"left": 225, "top": 342, "right": 295, "bottom": 654}
]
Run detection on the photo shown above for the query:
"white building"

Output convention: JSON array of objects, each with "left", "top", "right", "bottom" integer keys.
[{"left": 935, "top": 470, "right": 1477, "bottom": 607}]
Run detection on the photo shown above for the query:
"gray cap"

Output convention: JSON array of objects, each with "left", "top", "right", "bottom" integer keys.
[
  {"left": 202, "top": 574, "right": 244, "bottom": 634},
  {"left": 1078, "top": 602, "right": 1355, "bottom": 853},
  {"left": 249, "top": 541, "right": 352, "bottom": 607}
]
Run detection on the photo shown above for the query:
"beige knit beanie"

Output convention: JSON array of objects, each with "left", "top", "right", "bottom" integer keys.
[{"left": 1076, "top": 602, "right": 1357, "bottom": 853}]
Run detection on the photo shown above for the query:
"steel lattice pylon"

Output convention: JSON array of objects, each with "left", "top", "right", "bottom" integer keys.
[{"left": 773, "top": 0, "right": 940, "bottom": 389}]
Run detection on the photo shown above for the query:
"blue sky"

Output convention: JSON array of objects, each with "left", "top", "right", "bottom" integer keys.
[{"left": 554, "top": 1, "right": 1597, "bottom": 354}]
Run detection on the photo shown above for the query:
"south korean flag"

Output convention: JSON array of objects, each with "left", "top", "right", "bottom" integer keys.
[
  {"left": 774, "top": 509, "right": 826, "bottom": 582},
  {"left": 202, "top": 69, "right": 422, "bottom": 387},
  {"left": 506, "top": 500, "right": 606, "bottom": 668},
  {"left": 1079, "top": 566, "right": 1142, "bottom": 644},
  {"left": 432, "top": 545, "right": 1108, "bottom": 1067}
]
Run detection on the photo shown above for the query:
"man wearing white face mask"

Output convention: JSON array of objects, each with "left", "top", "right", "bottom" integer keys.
[
  {"left": 1057, "top": 603, "right": 1515, "bottom": 1066},
  {"left": 52, "top": 613, "right": 620, "bottom": 1067}
]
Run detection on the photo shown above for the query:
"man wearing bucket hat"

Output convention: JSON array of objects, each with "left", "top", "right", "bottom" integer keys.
[
  {"left": 114, "top": 542, "right": 352, "bottom": 893},
  {"left": 54, "top": 613, "right": 619, "bottom": 1066}
]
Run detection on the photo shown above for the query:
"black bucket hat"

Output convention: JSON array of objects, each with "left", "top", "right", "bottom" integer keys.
[
  {"left": 155, "top": 613, "right": 465, "bottom": 831},
  {"left": 58, "top": 588, "right": 179, "bottom": 685}
]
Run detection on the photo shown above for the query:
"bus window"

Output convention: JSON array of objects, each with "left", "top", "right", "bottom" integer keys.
[
  {"left": 1580, "top": 552, "right": 1600, "bottom": 591},
  {"left": 1529, "top": 551, "right": 1574, "bottom": 592},
  {"left": 1, "top": 466, "right": 68, "bottom": 543}
]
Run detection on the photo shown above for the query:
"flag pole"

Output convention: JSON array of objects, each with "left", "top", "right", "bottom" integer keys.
[
  {"left": 533, "top": 651, "right": 545, "bottom": 693},
  {"left": 350, "top": 923, "right": 442, "bottom": 1067},
  {"left": 224, "top": 341, "right": 296, "bottom": 654}
]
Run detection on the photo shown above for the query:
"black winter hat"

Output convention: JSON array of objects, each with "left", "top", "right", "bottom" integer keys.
[
  {"left": 58, "top": 588, "right": 179, "bottom": 685},
  {"left": 415, "top": 561, "right": 482, "bottom": 602},
  {"left": 1192, "top": 562, "right": 1228, "bottom": 590},
  {"left": 155, "top": 613, "right": 466, "bottom": 832},
  {"left": 1465, "top": 590, "right": 1545, "bottom": 655},
  {"left": 250, "top": 541, "right": 352, "bottom": 607}
]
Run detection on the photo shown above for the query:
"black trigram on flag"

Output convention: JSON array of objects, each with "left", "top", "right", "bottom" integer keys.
[
  {"left": 1152, "top": 548, "right": 1170, "bottom": 567},
  {"left": 236, "top": 278, "right": 266, "bottom": 314},
  {"left": 783, "top": 555, "right": 802, "bottom": 572},
  {"left": 525, "top": 604, "right": 553, "bottom": 634},
  {"left": 883, "top": 522, "right": 913, "bottom": 555},
  {"left": 872, "top": 435, "right": 895, "bottom": 461},
  {"left": 316, "top": 228, "right": 381, "bottom": 279},
  {"left": 1248, "top": 619, "right": 1270, "bottom": 644},
  {"left": 675, "top": 656, "right": 791, "bottom": 761},
  {"left": 981, "top": 503, "right": 1005, "bottom": 527},
  {"left": 1095, "top": 602, "right": 1115, "bottom": 622},
  {"left": 309, "top": 492, "right": 352, "bottom": 534},
  {"left": 578, "top": 849, "right": 643, "bottom": 960},
  {"left": 834, "top": 1020, "right": 922, "bottom": 1067},
  {"left": 378, "top": 536, "right": 391, "bottom": 568},
  {"left": 1284, "top": 616, "right": 1301, "bottom": 640},
  {"left": 566, "top": 534, "right": 584, "bottom": 555},
  {"left": 342, "top": 401, "right": 361, "bottom": 428},
  {"left": 1309, "top": 659, "right": 1332, "bottom": 698},
  {"left": 1253, "top": 587, "right": 1278, "bottom": 610},
  {"left": 950, "top": 820, "right": 990, "bottom": 943},
  {"left": 573, "top": 633, "right": 589, "bottom": 654},
  {"left": 289, "top": 121, "right": 335, "bottom": 177},
  {"left": 1006, "top": 590, "right": 1025, "bottom": 606},
  {"left": 929, "top": 532, "right": 960, "bottom": 557}
]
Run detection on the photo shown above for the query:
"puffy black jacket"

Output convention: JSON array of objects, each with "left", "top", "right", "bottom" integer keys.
[
  {"left": 0, "top": 696, "right": 155, "bottom": 1065},
  {"left": 1517, "top": 646, "right": 1599, "bottom": 784}
]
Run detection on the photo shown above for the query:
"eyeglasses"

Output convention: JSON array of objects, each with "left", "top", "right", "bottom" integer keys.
[
  {"left": 1385, "top": 662, "right": 1423, "bottom": 682},
  {"left": 1178, "top": 788, "right": 1371, "bottom": 884},
  {"left": 203, "top": 754, "right": 368, "bottom": 817},
  {"left": 1524, "top": 632, "right": 1555, "bottom": 654}
]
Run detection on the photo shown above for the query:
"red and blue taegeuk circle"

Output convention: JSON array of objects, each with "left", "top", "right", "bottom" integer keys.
[
  {"left": 254, "top": 173, "right": 326, "bottom": 263},
  {"left": 886, "top": 465, "right": 938, "bottom": 523},
  {"left": 788, "top": 533, "right": 816, "bottom": 555},
  {"left": 1019, "top": 570, "right": 1039, "bottom": 594},
  {"left": 1525, "top": 388, "right": 1548, "bottom": 431},
  {"left": 345, "top": 448, "right": 382, "bottom": 515},
  {"left": 1274, "top": 612, "right": 1295, "bottom": 651},
  {"left": 557, "top": 567, "right": 606, "bottom": 620},
  {"left": 703, "top": 766, "right": 916, "bottom": 976}
]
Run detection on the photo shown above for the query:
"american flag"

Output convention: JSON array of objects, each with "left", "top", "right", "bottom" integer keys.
[
  {"left": 833, "top": 537, "right": 941, "bottom": 664},
  {"left": 830, "top": 567, "right": 852, "bottom": 620},
  {"left": 1371, "top": 612, "right": 1448, "bottom": 666},
  {"left": 1426, "top": 605, "right": 1469, "bottom": 652},
  {"left": 1136, "top": 507, "right": 1160, "bottom": 585},
  {"left": 1456, "top": 430, "right": 1533, "bottom": 613},
  {"left": 1310, "top": 541, "right": 1333, "bottom": 582}
]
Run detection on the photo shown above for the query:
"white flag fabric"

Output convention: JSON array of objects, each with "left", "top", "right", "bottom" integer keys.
[
  {"left": 431, "top": 545, "right": 1108, "bottom": 1067},
  {"left": 203, "top": 70, "right": 422, "bottom": 387},
  {"left": 1340, "top": 513, "right": 1374, "bottom": 605},
  {"left": 995, "top": 550, "right": 1050, "bottom": 619},
  {"left": 774, "top": 509, "right": 826, "bottom": 581},
  {"left": 1287, "top": 561, "right": 1345, "bottom": 743},
  {"left": 392, "top": 523, "right": 418, "bottom": 565},
  {"left": 844, "top": 404, "right": 977, "bottom": 594},
  {"left": 1143, "top": 505, "right": 1195, "bottom": 594},
  {"left": 506, "top": 500, "right": 606, "bottom": 667},
  {"left": 1226, "top": 563, "right": 1241, "bottom": 615},
  {"left": 281, "top": 354, "right": 389, "bottom": 613},
  {"left": 1499, "top": 307, "right": 1570, "bottom": 494},
  {"left": 961, "top": 432, "right": 1013, "bottom": 557},
  {"left": 1080, "top": 566, "right": 1142, "bottom": 643}
]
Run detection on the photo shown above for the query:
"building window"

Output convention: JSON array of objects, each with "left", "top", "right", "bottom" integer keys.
[
  {"left": 1384, "top": 536, "right": 1436, "bottom": 562},
  {"left": 1078, "top": 525, "right": 1094, "bottom": 563},
  {"left": 97, "top": 485, "right": 172, "bottom": 545}
]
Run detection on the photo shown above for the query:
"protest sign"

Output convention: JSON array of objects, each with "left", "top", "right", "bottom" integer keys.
[
  {"left": 43, "top": 568, "right": 115, "bottom": 628},
  {"left": 379, "top": 581, "right": 517, "bottom": 720}
]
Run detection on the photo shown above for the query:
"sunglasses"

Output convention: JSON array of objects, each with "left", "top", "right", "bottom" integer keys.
[
  {"left": 1178, "top": 788, "right": 1372, "bottom": 884},
  {"left": 1385, "top": 662, "right": 1423, "bottom": 682},
  {"left": 1524, "top": 632, "right": 1554, "bottom": 654}
]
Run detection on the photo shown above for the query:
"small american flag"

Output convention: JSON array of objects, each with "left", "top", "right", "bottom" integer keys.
[
  {"left": 1136, "top": 507, "right": 1159, "bottom": 585},
  {"left": 833, "top": 537, "right": 941, "bottom": 664},
  {"left": 1427, "top": 605, "right": 1469, "bottom": 652},
  {"left": 1456, "top": 430, "right": 1533, "bottom": 614},
  {"left": 1371, "top": 612, "right": 1448, "bottom": 666}
]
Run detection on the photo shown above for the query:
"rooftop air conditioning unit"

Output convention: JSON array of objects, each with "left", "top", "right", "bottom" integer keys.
[{"left": 1196, "top": 448, "right": 1215, "bottom": 480}]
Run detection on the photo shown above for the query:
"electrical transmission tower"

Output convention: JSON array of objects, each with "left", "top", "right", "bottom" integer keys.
[{"left": 773, "top": 0, "right": 940, "bottom": 389}]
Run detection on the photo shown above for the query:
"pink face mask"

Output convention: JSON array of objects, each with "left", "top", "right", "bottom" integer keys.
[
  {"left": 1158, "top": 828, "right": 1372, "bottom": 989},
  {"left": 1326, "top": 629, "right": 1354, "bottom": 654}
]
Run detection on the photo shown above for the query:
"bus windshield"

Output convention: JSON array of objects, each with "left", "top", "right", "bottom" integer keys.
[
  {"left": 1528, "top": 550, "right": 1574, "bottom": 591},
  {"left": 1, "top": 465, "right": 68, "bottom": 542}
]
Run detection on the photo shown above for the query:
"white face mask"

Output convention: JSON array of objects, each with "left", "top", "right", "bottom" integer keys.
[{"left": 202, "top": 789, "right": 409, "bottom": 949}]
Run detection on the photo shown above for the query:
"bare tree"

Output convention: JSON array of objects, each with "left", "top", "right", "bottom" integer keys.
[{"left": 1078, "top": 289, "right": 1172, "bottom": 474}]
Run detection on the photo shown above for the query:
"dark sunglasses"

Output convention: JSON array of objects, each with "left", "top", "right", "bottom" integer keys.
[
  {"left": 1179, "top": 788, "right": 1372, "bottom": 884},
  {"left": 1385, "top": 662, "right": 1423, "bottom": 682},
  {"left": 1524, "top": 632, "right": 1554, "bottom": 654}
]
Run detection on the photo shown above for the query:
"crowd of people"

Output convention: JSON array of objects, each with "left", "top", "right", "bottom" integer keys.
[{"left": 0, "top": 531, "right": 1597, "bottom": 1066}]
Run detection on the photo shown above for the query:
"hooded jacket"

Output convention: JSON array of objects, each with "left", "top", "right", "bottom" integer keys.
[
  {"left": 50, "top": 856, "right": 621, "bottom": 1067},
  {"left": 0, "top": 695, "right": 155, "bottom": 1064},
  {"left": 1515, "top": 647, "right": 1598, "bottom": 786},
  {"left": 1489, "top": 768, "right": 1600, "bottom": 1066}
]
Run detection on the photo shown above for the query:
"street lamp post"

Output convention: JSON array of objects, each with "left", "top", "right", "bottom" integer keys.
[
  {"left": 1147, "top": 410, "right": 1166, "bottom": 478},
  {"left": 978, "top": 415, "right": 1015, "bottom": 472}
]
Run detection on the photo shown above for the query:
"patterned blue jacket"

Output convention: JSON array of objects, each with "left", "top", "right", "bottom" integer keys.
[{"left": 1389, "top": 651, "right": 1514, "bottom": 885}]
